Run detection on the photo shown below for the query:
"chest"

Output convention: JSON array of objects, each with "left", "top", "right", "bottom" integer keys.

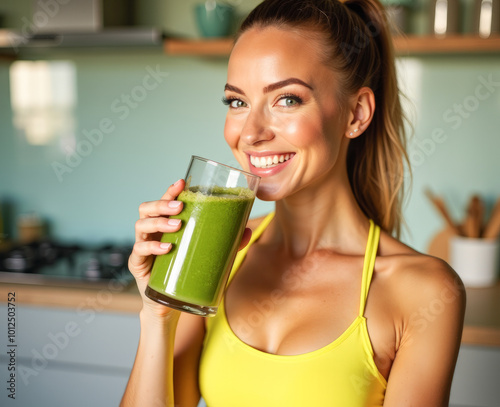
[
  {"left": 226, "top": 249, "right": 359, "bottom": 349},
  {"left": 224, "top": 247, "right": 397, "bottom": 378}
]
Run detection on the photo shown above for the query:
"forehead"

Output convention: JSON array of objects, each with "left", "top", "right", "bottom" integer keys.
[{"left": 228, "top": 26, "right": 334, "bottom": 87}]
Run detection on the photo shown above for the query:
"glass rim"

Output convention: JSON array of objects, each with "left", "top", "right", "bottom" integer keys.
[{"left": 191, "top": 155, "right": 260, "bottom": 180}]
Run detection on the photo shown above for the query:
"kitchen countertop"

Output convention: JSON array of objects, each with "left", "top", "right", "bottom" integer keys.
[
  {"left": 462, "top": 282, "right": 500, "bottom": 347},
  {"left": 1, "top": 281, "right": 499, "bottom": 347},
  {"left": 0, "top": 280, "right": 143, "bottom": 314}
]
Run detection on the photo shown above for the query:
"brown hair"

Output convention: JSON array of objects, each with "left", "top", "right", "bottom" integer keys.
[{"left": 237, "top": 0, "right": 410, "bottom": 237}]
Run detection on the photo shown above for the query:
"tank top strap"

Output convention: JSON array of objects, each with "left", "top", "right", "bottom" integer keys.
[
  {"left": 228, "top": 212, "right": 275, "bottom": 285},
  {"left": 358, "top": 220, "right": 381, "bottom": 316}
]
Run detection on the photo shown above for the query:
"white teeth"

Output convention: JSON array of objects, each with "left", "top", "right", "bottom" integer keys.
[{"left": 250, "top": 154, "right": 293, "bottom": 168}]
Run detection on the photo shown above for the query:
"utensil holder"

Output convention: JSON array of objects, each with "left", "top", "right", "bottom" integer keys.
[{"left": 450, "top": 236, "right": 499, "bottom": 287}]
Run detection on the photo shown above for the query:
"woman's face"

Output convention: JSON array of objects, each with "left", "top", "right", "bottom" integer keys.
[{"left": 224, "top": 26, "right": 349, "bottom": 201}]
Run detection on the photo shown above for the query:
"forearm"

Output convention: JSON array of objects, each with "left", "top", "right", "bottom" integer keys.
[{"left": 121, "top": 310, "right": 180, "bottom": 407}]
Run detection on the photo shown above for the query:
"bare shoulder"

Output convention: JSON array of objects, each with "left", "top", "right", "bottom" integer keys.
[{"left": 376, "top": 231, "right": 466, "bottom": 317}]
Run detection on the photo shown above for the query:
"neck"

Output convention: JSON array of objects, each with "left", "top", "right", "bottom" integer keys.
[{"left": 271, "top": 171, "right": 369, "bottom": 258}]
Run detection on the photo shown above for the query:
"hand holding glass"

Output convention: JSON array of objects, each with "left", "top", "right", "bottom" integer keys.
[{"left": 145, "top": 156, "right": 260, "bottom": 316}]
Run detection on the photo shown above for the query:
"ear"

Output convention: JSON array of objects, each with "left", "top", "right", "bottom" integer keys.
[{"left": 345, "top": 87, "right": 375, "bottom": 139}]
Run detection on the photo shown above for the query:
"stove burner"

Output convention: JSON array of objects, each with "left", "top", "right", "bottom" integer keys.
[
  {"left": 0, "top": 240, "right": 134, "bottom": 287},
  {"left": 3, "top": 247, "right": 35, "bottom": 271},
  {"left": 83, "top": 256, "right": 102, "bottom": 279}
]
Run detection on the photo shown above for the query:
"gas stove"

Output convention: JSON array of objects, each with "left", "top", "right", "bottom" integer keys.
[{"left": 0, "top": 240, "right": 134, "bottom": 289}]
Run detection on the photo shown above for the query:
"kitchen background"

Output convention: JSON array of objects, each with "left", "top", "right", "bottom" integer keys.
[
  {"left": 0, "top": 0, "right": 499, "bottom": 252},
  {"left": 0, "top": 0, "right": 500, "bottom": 406}
]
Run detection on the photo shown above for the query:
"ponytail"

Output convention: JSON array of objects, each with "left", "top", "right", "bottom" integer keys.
[
  {"left": 343, "top": 0, "right": 410, "bottom": 237},
  {"left": 238, "top": 0, "right": 410, "bottom": 237}
]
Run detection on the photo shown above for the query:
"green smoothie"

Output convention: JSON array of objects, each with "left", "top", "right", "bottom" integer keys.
[{"left": 147, "top": 186, "right": 254, "bottom": 313}]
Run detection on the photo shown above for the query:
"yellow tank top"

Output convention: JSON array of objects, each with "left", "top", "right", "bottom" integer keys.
[{"left": 199, "top": 213, "right": 387, "bottom": 406}]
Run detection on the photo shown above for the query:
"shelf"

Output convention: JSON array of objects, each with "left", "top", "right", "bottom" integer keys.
[
  {"left": 164, "top": 38, "right": 234, "bottom": 56},
  {"left": 2, "top": 35, "right": 499, "bottom": 59},
  {"left": 394, "top": 35, "right": 500, "bottom": 55},
  {"left": 164, "top": 35, "right": 500, "bottom": 57}
]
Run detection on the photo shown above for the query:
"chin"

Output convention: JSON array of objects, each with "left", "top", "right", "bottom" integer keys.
[{"left": 256, "top": 182, "right": 287, "bottom": 202}]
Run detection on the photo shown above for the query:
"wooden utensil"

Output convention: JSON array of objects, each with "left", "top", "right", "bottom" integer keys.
[
  {"left": 476, "top": 195, "right": 486, "bottom": 236},
  {"left": 424, "top": 188, "right": 462, "bottom": 235},
  {"left": 462, "top": 195, "right": 484, "bottom": 238},
  {"left": 483, "top": 198, "right": 500, "bottom": 239}
]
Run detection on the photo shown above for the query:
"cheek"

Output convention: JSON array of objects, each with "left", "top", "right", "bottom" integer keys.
[
  {"left": 281, "top": 113, "right": 329, "bottom": 149},
  {"left": 224, "top": 116, "right": 248, "bottom": 169},
  {"left": 224, "top": 116, "right": 240, "bottom": 149},
  {"left": 286, "top": 111, "right": 344, "bottom": 172}
]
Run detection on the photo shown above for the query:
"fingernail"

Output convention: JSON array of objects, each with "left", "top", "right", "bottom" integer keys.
[
  {"left": 160, "top": 242, "right": 172, "bottom": 250},
  {"left": 168, "top": 200, "right": 182, "bottom": 208},
  {"left": 174, "top": 179, "right": 183, "bottom": 187},
  {"left": 167, "top": 218, "right": 181, "bottom": 226}
]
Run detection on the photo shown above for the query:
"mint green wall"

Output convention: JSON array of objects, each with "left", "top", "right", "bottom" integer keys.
[
  {"left": 399, "top": 56, "right": 500, "bottom": 250},
  {"left": 0, "top": 52, "right": 274, "bottom": 245}
]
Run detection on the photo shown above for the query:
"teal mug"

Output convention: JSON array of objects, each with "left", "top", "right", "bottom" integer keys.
[{"left": 195, "top": 2, "right": 234, "bottom": 38}]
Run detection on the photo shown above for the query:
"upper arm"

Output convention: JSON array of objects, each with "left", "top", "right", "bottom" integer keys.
[
  {"left": 383, "top": 259, "right": 466, "bottom": 407},
  {"left": 173, "top": 312, "right": 206, "bottom": 407}
]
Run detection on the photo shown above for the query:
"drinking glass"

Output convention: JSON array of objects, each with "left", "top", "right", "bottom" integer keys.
[{"left": 145, "top": 156, "right": 260, "bottom": 316}]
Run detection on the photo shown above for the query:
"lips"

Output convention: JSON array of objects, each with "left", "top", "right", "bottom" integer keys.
[
  {"left": 245, "top": 152, "right": 295, "bottom": 177},
  {"left": 249, "top": 153, "right": 294, "bottom": 169}
]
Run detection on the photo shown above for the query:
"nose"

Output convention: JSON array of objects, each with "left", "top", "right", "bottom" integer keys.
[{"left": 240, "top": 107, "right": 275, "bottom": 146}]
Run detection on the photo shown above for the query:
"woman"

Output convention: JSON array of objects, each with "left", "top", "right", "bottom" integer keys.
[{"left": 121, "top": 0, "right": 465, "bottom": 406}]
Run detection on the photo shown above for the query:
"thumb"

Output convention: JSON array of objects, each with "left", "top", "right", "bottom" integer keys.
[{"left": 238, "top": 228, "right": 252, "bottom": 251}]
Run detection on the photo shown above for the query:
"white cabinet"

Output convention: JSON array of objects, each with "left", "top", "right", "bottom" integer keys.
[
  {"left": 0, "top": 305, "right": 139, "bottom": 407},
  {"left": 450, "top": 345, "right": 500, "bottom": 407}
]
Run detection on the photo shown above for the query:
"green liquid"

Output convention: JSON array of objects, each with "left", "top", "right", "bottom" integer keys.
[{"left": 148, "top": 186, "right": 254, "bottom": 309}]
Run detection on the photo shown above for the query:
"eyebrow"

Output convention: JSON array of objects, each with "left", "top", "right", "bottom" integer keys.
[
  {"left": 264, "top": 78, "right": 313, "bottom": 93},
  {"left": 224, "top": 83, "right": 245, "bottom": 95},
  {"left": 224, "top": 77, "right": 313, "bottom": 96}
]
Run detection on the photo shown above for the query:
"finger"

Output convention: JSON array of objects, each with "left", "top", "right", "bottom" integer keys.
[
  {"left": 161, "top": 178, "right": 186, "bottom": 201},
  {"left": 135, "top": 217, "right": 182, "bottom": 241},
  {"left": 128, "top": 240, "right": 173, "bottom": 275},
  {"left": 138, "top": 199, "right": 183, "bottom": 219},
  {"left": 238, "top": 228, "right": 252, "bottom": 251},
  {"left": 132, "top": 240, "right": 173, "bottom": 259}
]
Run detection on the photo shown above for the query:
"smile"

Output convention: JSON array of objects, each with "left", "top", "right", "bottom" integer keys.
[{"left": 249, "top": 153, "right": 294, "bottom": 169}]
